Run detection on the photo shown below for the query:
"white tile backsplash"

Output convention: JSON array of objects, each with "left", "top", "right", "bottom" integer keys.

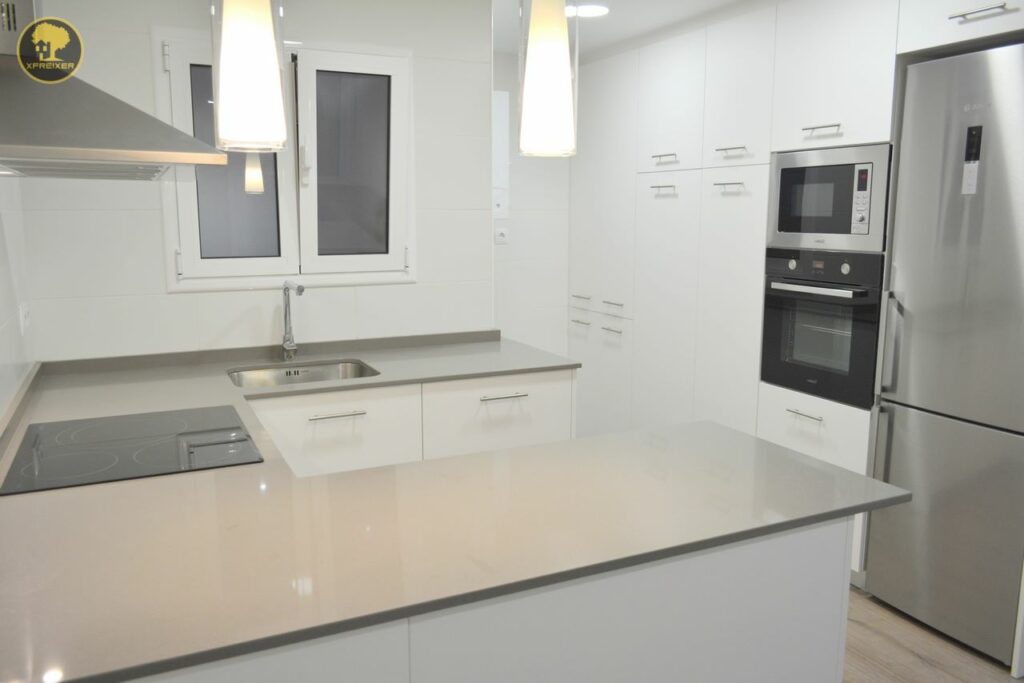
[{"left": 14, "top": 0, "right": 495, "bottom": 361}]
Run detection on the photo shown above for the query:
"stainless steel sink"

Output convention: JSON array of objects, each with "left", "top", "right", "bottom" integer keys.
[{"left": 228, "top": 360, "right": 380, "bottom": 388}]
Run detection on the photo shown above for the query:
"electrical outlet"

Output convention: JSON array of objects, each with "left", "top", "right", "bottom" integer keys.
[
  {"left": 494, "top": 227, "right": 510, "bottom": 245},
  {"left": 18, "top": 303, "right": 29, "bottom": 336}
]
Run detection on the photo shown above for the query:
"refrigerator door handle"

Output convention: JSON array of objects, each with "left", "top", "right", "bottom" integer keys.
[
  {"left": 871, "top": 403, "right": 895, "bottom": 483},
  {"left": 880, "top": 292, "right": 903, "bottom": 393}
]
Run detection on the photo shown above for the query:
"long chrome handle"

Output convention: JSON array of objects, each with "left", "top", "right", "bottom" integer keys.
[
  {"left": 650, "top": 184, "right": 677, "bottom": 190},
  {"left": 602, "top": 300, "right": 625, "bottom": 307},
  {"left": 601, "top": 326, "right": 623, "bottom": 334},
  {"left": 714, "top": 145, "right": 747, "bottom": 153},
  {"left": 880, "top": 292, "right": 903, "bottom": 393},
  {"left": 801, "top": 123, "right": 842, "bottom": 133},
  {"left": 571, "top": 293, "right": 591, "bottom": 301},
  {"left": 786, "top": 408, "right": 823, "bottom": 423},
  {"left": 651, "top": 153, "right": 678, "bottom": 160},
  {"left": 570, "top": 319, "right": 591, "bottom": 326},
  {"left": 949, "top": 2, "right": 1008, "bottom": 19},
  {"left": 871, "top": 404, "right": 894, "bottom": 482},
  {"left": 770, "top": 282, "right": 865, "bottom": 299},
  {"left": 480, "top": 392, "right": 529, "bottom": 403},
  {"left": 309, "top": 410, "right": 367, "bottom": 422},
  {"left": 713, "top": 182, "right": 746, "bottom": 190}
]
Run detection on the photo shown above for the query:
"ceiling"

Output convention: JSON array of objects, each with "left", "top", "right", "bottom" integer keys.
[{"left": 493, "top": 0, "right": 743, "bottom": 56}]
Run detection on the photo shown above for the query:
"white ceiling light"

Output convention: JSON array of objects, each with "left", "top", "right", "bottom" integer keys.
[
  {"left": 211, "top": 0, "right": 287, "bottom": 194},
  {"left": 565, "top": 4, "right": 610, "bottom": 18},
  {"left": 519, "top": 0, "right": 577, "bottom": 157}
]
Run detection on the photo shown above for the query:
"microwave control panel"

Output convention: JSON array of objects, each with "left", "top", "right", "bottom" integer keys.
[{"left": 852, "top": 163, "right": 872, "bottom": 235}]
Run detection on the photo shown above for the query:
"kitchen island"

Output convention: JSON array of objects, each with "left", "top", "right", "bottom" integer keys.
[{"left": 0, "top": 334, "right": 908, "bottom": 682}]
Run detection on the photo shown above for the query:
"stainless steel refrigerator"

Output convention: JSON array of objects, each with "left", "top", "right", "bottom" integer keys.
[{"left": 866, "top": 43, "right": 1024, "bottom": 665}]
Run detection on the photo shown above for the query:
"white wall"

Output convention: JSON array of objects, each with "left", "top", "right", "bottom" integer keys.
[
  {"left": 0, "top": 178, "right": 31, "bottom": 414},
  {"left": 20, "top": 0, "right": 494, "bottom": 361},
  {"left": 492, "top": 54, "right": 571, "bottom": 356}
]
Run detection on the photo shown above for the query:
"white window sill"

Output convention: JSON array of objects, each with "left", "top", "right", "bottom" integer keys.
[{"left": 166, "top": 269, "right": 417, "bottom": 293}]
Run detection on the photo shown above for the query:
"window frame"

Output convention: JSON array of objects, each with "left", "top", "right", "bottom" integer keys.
[
  {"left": 164, "top": 38, "right": 300, "bottom": 281},
  {"left": 296, "top": 49, "right": 412, "bottom": 276}
]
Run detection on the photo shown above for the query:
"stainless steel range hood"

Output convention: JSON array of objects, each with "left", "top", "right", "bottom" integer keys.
[{"left": 0, "top": 1, "right": 226, "bottom": 180}]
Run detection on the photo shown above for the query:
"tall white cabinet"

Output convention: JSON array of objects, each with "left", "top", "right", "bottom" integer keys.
[{"left": 771, "top": 0, "right": 899, "bottom": 151}]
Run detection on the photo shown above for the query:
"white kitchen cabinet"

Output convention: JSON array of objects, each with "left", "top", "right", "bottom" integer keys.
[
  {"left": 702, "top": 5, "right": 777, "bottom": 167},
  {"left": 771, "top": 0, "right": 899, "bottom": 151},
  {"left": 631, "top": 170, "right": 701, "bottom": 429},
  {"left": 570, "top": 50, "right": 639, "bottom": 317},
  {"left": 756, "top": 382, "right": 872, "bottom": 571},
  {"left": 422, "top": 371, "right": 573, "bottom": 460},
  {"left": 249, "top": 385, "right": 422, "bottom": 477},
  {"left": 898, "top": 0, "right": 1024, "bottom": 53},
  {"left": 636, "top": 30, "right": 707, "bottom": 174},
  {"left": 568, "top": 308, "right": 633, "bottom": 438},
  {"left": 693, "top": 166, "right": 769, "bottom": 436}
]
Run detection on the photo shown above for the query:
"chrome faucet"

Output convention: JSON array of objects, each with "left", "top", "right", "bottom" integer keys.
[{"left": 282, "top": 280, "right": 305, "bottom": 361}]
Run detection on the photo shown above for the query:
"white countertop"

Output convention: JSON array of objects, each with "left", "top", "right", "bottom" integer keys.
[{"left": 0, "top": 339, "right": 908, "bottom": 682}]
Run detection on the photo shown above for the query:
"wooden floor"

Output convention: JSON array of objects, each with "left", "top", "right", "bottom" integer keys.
[{"left": 845, "top": 588, "right": 1015, "bottom": 682}]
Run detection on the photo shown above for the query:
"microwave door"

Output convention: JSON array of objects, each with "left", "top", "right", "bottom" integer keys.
[{"left": 778, "top": 164, "right": 855, "bottom": 235}]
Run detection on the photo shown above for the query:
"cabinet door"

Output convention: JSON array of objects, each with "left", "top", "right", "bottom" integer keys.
[
  {"left": 422, "top": 371, "right": 573, "bottom": 460},
  {"left": 898, "top": 0, "right": 1024, "bottom": 54},
  {"left": 569, "top": 308, "right": 633, "bottom": 437},
  {"left": 249, "top": 385, "right": 422, "bottom": 477},
  {"left": 702, "top": 6, "right": 776, "bottom": 167},
  {"left": 755, "top": 382, "right": 871, "bottom": 570},
  {"left": 631, "top": 171, "right": 701, "bottom": 429},
  {"left": 693, "top": 166, "right": 769, "bottom": 435},
  {"left": 636, "top": 30, "right": 707, "bottom": 173},
  {"left": 771, "top": 0, "right": 898, "bottom": 151},
  {"left": 571, "top": 51, "right": 639, "bottom": 314}
]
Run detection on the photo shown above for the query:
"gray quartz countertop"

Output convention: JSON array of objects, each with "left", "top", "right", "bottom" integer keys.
[{"left": 0, "top": 335, "right": 908, "bottom": 682}]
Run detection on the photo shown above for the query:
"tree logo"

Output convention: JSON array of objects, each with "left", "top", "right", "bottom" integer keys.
[{"left": 16, "top": 17, "right": 83, "bottom": 84}]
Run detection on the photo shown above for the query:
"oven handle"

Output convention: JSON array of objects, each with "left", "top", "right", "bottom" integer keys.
[{"left": 769, "top": 281, "right": 867, "bottom": 299}]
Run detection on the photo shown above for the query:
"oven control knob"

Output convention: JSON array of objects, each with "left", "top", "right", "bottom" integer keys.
[
  {"left": 841, "top": 262, "right": 851, "bottom": 275},
  {"left": 788, "top": 259, "right": 798, "bottom": 271}
]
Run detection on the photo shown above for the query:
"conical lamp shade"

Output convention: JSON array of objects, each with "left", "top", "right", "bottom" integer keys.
[{"left": 519, "top": 0, "right": 576, "bottom": 157}]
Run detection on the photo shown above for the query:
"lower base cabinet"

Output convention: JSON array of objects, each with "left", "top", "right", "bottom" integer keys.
[
  {"left": 422, "top": 370, "right": 574, "bottom": 460},
  {"left": 756, "top": 382, "right": 872, "bottom": 571},
  {"left": 568, "top": 308, "right": 633, "bottom": 437}
]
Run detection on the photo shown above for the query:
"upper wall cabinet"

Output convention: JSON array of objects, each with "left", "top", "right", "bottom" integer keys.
[
  {"left": 771, "top": 0, "right": 899, "bottom": 151},
  {"left": 898, "top": 0, "right": 1024, "bottom": 53},
  {"left": 636, "top": 31, "right": 707, "bottom": 173},
  {"left": 703, "top": 6, "right": 777, "bottom": 167}
]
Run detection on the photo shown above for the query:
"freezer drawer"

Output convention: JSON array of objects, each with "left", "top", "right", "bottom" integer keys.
[{"left": 865, "top": 401, "right": 1024, "bottom": 664}]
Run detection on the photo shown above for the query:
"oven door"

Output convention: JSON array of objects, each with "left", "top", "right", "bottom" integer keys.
[{"left": 761, "top": 278, "right": 881, "bottom": 409}]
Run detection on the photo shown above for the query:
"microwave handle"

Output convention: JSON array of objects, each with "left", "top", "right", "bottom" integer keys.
[{"left": 769, "top": 281, "right": 866, "bottom": 299}]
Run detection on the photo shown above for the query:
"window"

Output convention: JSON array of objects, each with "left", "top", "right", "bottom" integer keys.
[
  {"left": 160, "top": 37, "right": 412, "bottom": 289},
  {"left": 296, "top": 50, "right": 411, "bottom": 275}
]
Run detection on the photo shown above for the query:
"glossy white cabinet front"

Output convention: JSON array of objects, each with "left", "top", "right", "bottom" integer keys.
[
  {"left": 771, "top": 0, "right": 899, "bottom": 151},
  {"left": 756, "top": 382, "right": 872, "bottom": 571},
  {"left": 250, "top": 385, "right": 423, "bottom": 477},
  {"left": 569, "top": 307, "right": 633, "bottom": 438},
  {"left": 898, "top": 0, "right": 1024, "bottom": 53},
  {"left": 422, "top": 371, "right": 573, "bottom": 460}
]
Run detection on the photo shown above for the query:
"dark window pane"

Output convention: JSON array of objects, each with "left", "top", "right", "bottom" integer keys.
[
  {"left": 189, "top": 64, "right": 281, "bottom": 259},
  {"left": 315, "top": 70, "right": 390, "bottom": 256}
]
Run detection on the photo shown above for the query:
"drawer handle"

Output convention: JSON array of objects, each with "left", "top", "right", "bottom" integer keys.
[
  {"left": 949, "top": 2, "right": 1008, "bottom": 19},
  {"left": 309, "top": 410, "right": 367, "bottom": 422},
  {"left": 480, "top": 392, "right": 529, "bottom": 403},
  {"left": 602, "top": 300, "right": 625, "bottom": 307},
  {"left": 651, "top": 152, "right": 678, "bottom": 160},
  {"left": 650, "top": 184, "right": 677, "bottom": 192},
  {"left": 601, "top": 326, "right": 623, "bottom": 334},
  {"left": 714, "top": 145, "right": 747, "bottom": 153},
  {"left": 802, "top": 123, "right": 842, "bottom": 134},
  {"left": 786, "top": 408, "right": 823, "bottom": 423},
  {"left": 571, "top": 293, "right": 592, "bottom": 301},
  {"left": 571, "top": 319, "right": 591, "bottom": 326},
  {"left": 713, "top": 181, "right": 745, "bottom": 190}
]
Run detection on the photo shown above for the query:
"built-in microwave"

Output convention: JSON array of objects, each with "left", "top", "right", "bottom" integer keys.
[{"left": 768, "top": 143, "right": 891, "bottom": 253}]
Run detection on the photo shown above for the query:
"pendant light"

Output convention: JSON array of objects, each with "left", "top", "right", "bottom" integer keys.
[
  {"left": 518, "top": 0, "right": 578, "bottom": 157},
  {"left": 211, "top": 0, "right": 287, "bottom": 193}
]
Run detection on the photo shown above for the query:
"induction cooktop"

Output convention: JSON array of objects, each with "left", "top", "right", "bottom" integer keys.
[{"left": 0, "top": 406, "right": 263, "bottom": 496}]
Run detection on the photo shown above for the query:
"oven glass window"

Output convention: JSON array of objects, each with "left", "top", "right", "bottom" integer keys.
[
  {"left": 778, "top": 164, "right": 855, "bottom": 234},
  {"left": 783, "top": 300, "right": 853, "bottom": 375}
]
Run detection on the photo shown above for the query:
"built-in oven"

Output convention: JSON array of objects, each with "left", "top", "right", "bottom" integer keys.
[
  {"left": 761, "top": 249, "right": 883, "bottom": 409},
  {"left": 768, "top": 143, "right": 890, "bottom": 253}
]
